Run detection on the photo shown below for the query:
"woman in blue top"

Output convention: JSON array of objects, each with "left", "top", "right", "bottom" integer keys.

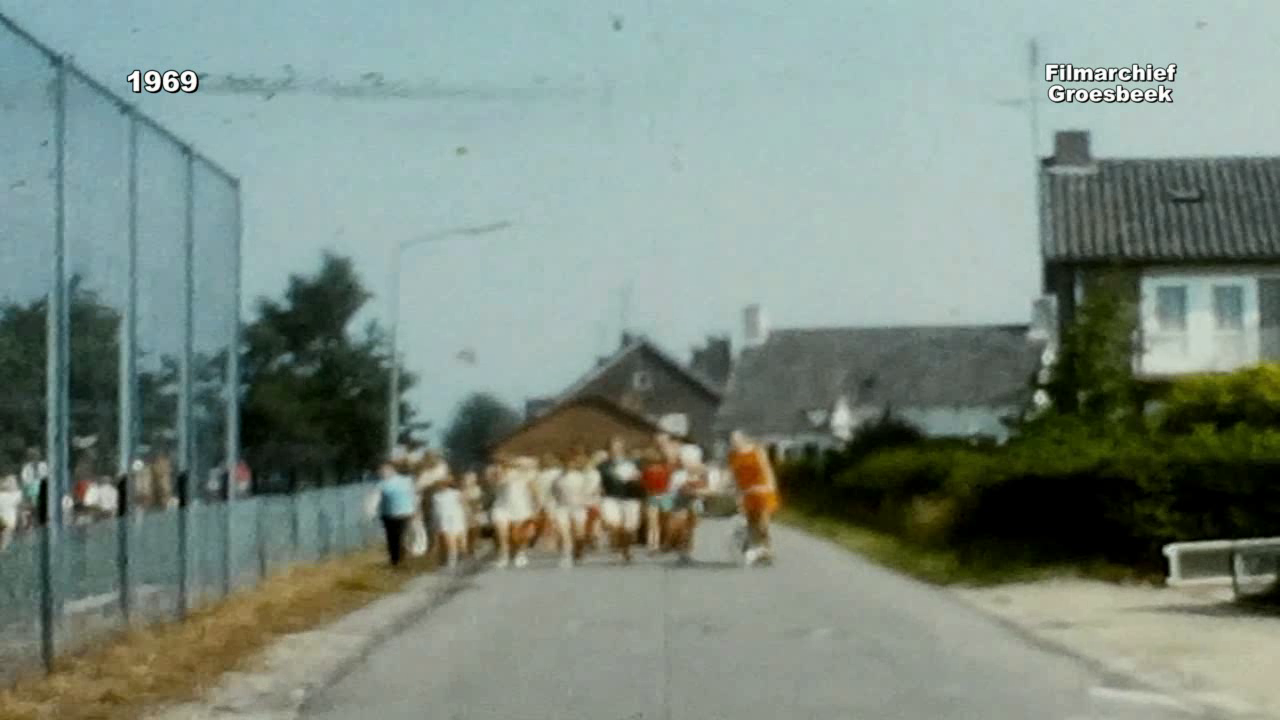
[{"left": 372, "top": 461, "right": 417, "bottom": 566}]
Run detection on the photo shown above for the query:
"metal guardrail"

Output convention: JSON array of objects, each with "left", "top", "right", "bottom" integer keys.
[{"left": 1163, "top": 537, "right": 1280, "bottom": 598}]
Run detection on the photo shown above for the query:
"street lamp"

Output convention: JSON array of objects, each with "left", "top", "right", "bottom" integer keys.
[{"left": 387, "top": 221, "right": 512, "bottom": 458}]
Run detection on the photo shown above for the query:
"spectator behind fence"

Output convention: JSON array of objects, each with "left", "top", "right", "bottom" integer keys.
[
  {"left": 20, "top": 448, "right": 47, "bottom": 526},
  {"left": 0, "top": 475, "right": 21, "bottom": 551}
]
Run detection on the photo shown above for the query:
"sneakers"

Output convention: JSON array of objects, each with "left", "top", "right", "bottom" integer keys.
[
  {"left": 560, "top": 556, "right": 574, "bottom": 569},
  {"left": 514, "top": 552, "right": 530, "bottom": 569},
  {"left": 493, "top": 556, "right": 509, "bottom": 570},
  {"left": 743, "top": 547, "right": 761, "bottom": 566}
]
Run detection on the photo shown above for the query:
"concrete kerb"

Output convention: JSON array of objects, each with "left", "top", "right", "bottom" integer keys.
[
  {"left": 302, "top": 552, "right": 489, "bottom": 708},
  {"left": 782, "top": 519, "right": 1260, "bottom": 720},
  {"left": 942, "top": 589, "right": 1260, "bottom": 720},
  {"left": 146, "top": 550, "right": 490, "bottom": 720}
]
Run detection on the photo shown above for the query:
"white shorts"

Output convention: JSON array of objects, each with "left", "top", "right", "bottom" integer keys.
[
  {"left": 553, "top": 505, "right": 589, "bottom": 530},
  {"left": 599, "top": 498, "right": 641, "bottom": 532},
  {"left": 434, "top": 507, "right": 467, "bottom": 536},
  {"left": 491, "top": 504, "right": 533, "bottom": 527}
]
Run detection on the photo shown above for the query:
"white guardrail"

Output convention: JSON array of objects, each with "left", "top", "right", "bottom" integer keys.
[{"left": 1163, "top": 537, "right": 1280, "bottom": 597}]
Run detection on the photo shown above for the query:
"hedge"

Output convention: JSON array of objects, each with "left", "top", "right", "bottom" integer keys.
[{"left": 779, "top": 423, "right": 1280, "bottom": 570}]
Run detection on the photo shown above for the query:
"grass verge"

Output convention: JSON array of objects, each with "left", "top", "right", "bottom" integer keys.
[
  {"left": 0, "top": 548, "right": 437, "bottom": 720},
  {"left": 778, "top": 506, "right": 1159, "bottom": 587}
]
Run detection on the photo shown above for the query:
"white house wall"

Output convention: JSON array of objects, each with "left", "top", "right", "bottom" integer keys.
[{"left": 1134, "top": 266, "right": 1280, "bottom": 376}]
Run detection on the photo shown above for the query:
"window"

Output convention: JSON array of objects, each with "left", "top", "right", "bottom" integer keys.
[
  {"left": 1155, "top": 286, "right": 1188, "bottom": 331},
  {"left": 631, "top": 370, "right": 653, "bottom": 391},
  {"left": 1213, "top": 285, "right": 1245, "bottom": 330}
]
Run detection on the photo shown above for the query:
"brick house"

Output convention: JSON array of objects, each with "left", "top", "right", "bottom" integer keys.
[
  {"left": 522, "top": 332, "right": 727, "bottom": 451},
  {"left": 1040, "top": 129, "right": 1280, "bottom": 380},
  {"left": 490, "top": 395, "right": 686, "bottom": 458}
]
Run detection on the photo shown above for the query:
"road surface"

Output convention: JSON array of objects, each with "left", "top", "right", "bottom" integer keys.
[{"left": 303, "top": 519, "right": 1204, "bottom": 720}]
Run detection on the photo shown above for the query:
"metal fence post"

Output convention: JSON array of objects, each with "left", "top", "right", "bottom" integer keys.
[
  {"left": 39, "top": 54, "right": 70, "bottom": 672},
  {"left": 176, "top": 147, "right": 195, "bottom": 618},
  {"left": 118, "top": 109, "right": 139, "bottom": 624},
  {"left": 223, "top": 178, "right": 242, "bottom": 598}
]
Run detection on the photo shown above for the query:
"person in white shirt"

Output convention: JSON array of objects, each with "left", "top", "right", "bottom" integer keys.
[
  {"left": 491, "top": 456, "right": 538, "bottom": 569},
  {"left": 20, "top": 448, "right": 47, "bottom": 527},
  {"left": 553, "top": 450, "right": 603, "bottom": 568},
  {"left": 531, "top": 454, "right": 563, "bottom": 552},
  {"left": 0, "top": 475, "right": 23, "bottom": 551},
  {"left": 431, "top": 475, "right": 468, "bottom": 569},
  {"left": 666, "top": 444, "right": 709, "bottom": 564}
]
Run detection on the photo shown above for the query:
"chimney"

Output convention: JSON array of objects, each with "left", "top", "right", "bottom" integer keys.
[
  {"left": 1051, "top": 130, "right": 1093, "bottom": 169},
  {"left": 743, "top": 305, "right": 768, "bottom": 348},
  {"left": 620, "top": 331, "right": 636, "bottom": 350}
]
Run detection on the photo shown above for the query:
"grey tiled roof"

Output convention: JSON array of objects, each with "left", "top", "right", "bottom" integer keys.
[
  {"left": 715, "top": 325, "right": 1043, "bottom": 436},
  {"left": 1041, "top": 157, "right": 1280, "bottom": 263}
]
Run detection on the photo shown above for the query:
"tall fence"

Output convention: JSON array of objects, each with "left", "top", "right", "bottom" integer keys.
[{"left": 0, "top": 15, "right": 379, "bottom": 682}]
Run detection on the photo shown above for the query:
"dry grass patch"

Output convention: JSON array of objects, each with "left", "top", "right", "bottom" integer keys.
[{"left": 0, "top": 549, "right": 436, "bottom": 720}]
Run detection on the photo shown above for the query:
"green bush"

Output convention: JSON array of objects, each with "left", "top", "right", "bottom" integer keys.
[
  {"left": 1158, "top": 364, "right": 1280, "bottom": 433},
  {"left": 778, "top": 419, "right": 1280, "bottom": 571}
]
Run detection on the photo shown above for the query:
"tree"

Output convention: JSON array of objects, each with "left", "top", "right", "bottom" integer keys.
[
  {"left": 239, "top": 251, "right": 416, "bottom": 483},
  {"left": 442, "top": 392, "right": 521, "bottom": 472},
  {"left": 1040, "top": 269, "right": 1140, "bottom": 424}
]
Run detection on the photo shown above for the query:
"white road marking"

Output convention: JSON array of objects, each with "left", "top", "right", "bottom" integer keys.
[{"left": 1088, "top": 686, "right": 1201, "bottom": 714}]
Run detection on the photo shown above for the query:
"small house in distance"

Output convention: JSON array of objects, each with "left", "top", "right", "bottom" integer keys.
[
  {"left": 490, "top": 395, "right": 687, "bottom": 459},
  {"left": 1040, "top": 129, "right": 1280, "bottom": 379},
  {"left": 714, "top": 305, "right": 1046, "bottom": 460},
  {"left": 534, "top": 332, "right": 726, "bottom": 450}
]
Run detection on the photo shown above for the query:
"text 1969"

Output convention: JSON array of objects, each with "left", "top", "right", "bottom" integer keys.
[{"left": 127, "top": 70, "right": 199, "bottom": 94}]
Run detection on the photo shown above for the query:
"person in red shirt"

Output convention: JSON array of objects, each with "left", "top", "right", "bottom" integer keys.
[{"left": 641, "top": 433, "right": 679, "bottom": 552}]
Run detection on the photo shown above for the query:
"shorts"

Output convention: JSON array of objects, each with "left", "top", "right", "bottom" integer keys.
[
  {"left": 434, "top": 508, "right": 467, "bottom": 536},
  {"left": 648, "top": 493, "right": 677, "bottom": 512},
  {"left": 743, "top": 490, "right": 779, "bottom": 516},
  {"left": 599, "top": 498, "right": 641, "bottom": 531},
  {"left": 554, "top": 504, "right": 592, "bottom": 531},
  {"left": 491, "top": 505, "right": 533, "bottom": 526}
]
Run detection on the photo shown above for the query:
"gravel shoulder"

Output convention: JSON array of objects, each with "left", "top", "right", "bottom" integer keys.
[{"left": 952, "top": 579, "right": 1280, "bottom": 719}]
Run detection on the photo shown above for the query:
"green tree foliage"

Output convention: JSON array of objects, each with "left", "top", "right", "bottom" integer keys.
[
  {"left": 442, "top": 392, "right": 521, "bottom": 472},
  {"left": 1040, "top": 269, "right": 1140, "bottom": 424},
  {"left": 240, "top": 252, "right": 415, "bottom": 482},
  {"left": 1156, "top": 364, "right": 1280, "bottom": 434}
]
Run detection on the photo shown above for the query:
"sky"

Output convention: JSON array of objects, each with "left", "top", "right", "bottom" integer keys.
[{"left": 1, "top": 0, "right": 1276, "bottom": 441}]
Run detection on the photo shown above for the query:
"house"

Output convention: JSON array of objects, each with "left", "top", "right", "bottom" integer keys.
[
  {"left": 521, "top": 332, "right": 727, "bottom": 450},
  {"left": 491, "top": 395, "right": 688, "bottom": 459},
  {"left": 714, "top": 305, "right": 1046, "bottom": 459},
  {"left": 1040, "top": 129, "right": 1280, "bottom": 379}
]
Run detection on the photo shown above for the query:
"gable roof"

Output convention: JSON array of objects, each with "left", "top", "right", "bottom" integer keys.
[
  {"left": 716, "top": 324, "right": 1043, "bottom": 437},
  {"left": 491, "top": 394, "right": 685, "bottom": 450},
  {"left": 555, "top": 334, "right": 725, "bottom": 404},
  {"left": 1041, "top": 156, "right": 1280, "bottom": 264}
]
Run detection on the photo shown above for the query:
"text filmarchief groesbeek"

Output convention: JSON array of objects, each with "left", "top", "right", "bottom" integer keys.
[{"left": 1045, "top": 63, "right": 1177, "bottom": 104}]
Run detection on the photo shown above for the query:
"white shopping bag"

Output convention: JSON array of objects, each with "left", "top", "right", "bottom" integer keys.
[{"left": 408, "top": 516, "right": 429, "bottom": 557}]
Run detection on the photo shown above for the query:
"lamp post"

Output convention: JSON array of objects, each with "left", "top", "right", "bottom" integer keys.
[{"left": 387, "top": 221, "right": 512, "bottom": 458}]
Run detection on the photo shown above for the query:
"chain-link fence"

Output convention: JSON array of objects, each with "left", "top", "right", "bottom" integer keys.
[{"left": 0, "top": 15, "right": 380, "bottom": 683}]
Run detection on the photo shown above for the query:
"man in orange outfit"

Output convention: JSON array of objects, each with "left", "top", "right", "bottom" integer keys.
[{"left": 726, "top": 429, "right": 780, "bottom": 566}]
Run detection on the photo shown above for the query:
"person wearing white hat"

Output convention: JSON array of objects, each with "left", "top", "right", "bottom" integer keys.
[{"left": 665, "top": 443, "right": 709, "bottom": 564}]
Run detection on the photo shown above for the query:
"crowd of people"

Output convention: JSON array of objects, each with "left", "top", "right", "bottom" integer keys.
[
  {"left": 0, "top": 441, "right": 251, "bottom": 552},
  {"left": 368, "top": 429, "right": 781, "bottom": 570}
]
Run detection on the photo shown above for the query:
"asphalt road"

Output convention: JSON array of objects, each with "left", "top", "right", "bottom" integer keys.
[{"left": 303, "top": 519, "right": 1204, "bottom": 720}]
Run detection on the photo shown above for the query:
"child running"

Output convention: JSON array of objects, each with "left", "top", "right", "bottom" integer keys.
[{"left": 431, "top": 475, "right": 468, "bottom": 569}]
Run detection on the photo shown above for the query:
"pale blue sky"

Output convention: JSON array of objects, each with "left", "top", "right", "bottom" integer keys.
[{"left": 1, "top": 0, "right": 1274, "bottom": 440}]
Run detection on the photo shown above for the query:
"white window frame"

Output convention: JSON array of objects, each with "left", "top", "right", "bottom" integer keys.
[{"left": 1139, "top": 272, "right": 1260, "bottom": 375}]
